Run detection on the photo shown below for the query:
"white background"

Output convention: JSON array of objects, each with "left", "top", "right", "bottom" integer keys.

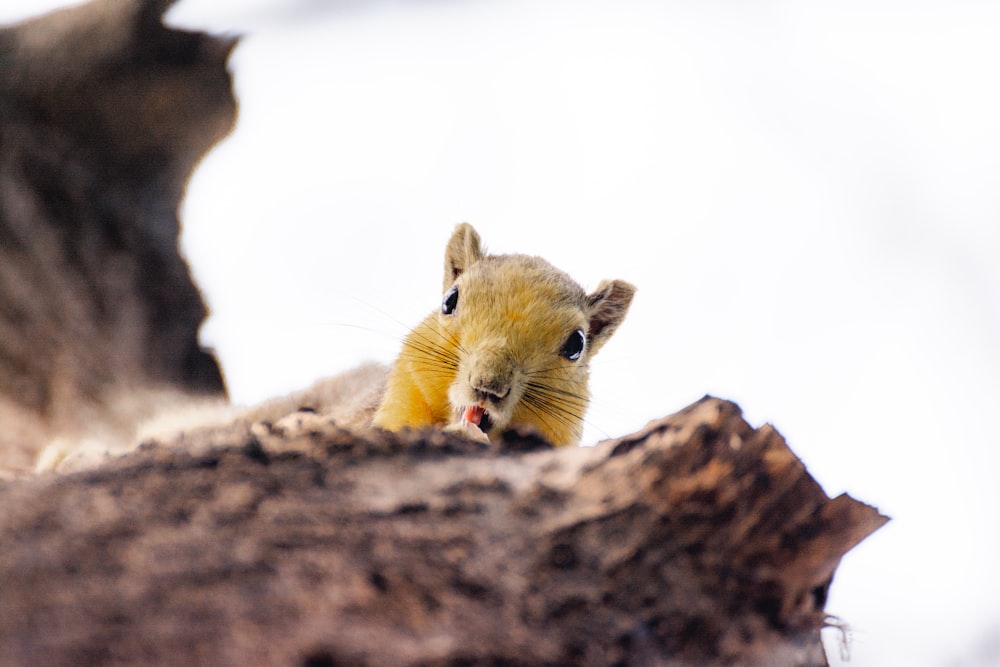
[{"left": 5, "top": 1, "right": 1000, "bottom": 665}]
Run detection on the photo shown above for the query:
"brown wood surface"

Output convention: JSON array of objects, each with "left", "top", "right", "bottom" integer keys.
[{"left": 0, "top": 398, "right": 887, "bottom": 666}]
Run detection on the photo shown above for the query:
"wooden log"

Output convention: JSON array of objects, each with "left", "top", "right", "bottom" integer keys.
[{"left": 0, "top": 398, "right": 887, "bottom": 666}]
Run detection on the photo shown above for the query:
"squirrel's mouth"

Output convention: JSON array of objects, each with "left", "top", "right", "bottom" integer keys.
[{"left": 461, "top": 405, "right": 494, "bottom": 434}]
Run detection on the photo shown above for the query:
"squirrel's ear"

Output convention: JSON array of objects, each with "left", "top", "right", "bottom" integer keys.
[
  {"left": 444, "top": 223, "right": 485, "bottom": 290},
  {"left": 584, "top": 279, "right": 636, "bottom": 357}
]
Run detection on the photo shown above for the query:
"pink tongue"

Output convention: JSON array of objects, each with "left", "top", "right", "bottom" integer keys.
[{"left": 463, "top": 405, "right": 485, "bottom": 426}]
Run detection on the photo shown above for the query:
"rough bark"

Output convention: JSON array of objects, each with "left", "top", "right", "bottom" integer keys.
[
  {"left": 0, "top": 0, "right": 233, "bottom": 470},
  {"left": 0, "top": 398, "right": 887, "bottom": 666}
]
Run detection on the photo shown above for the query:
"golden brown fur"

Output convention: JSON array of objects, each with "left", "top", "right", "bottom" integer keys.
[{"left": 373, "top": 224, "right": 634, "bottom": 445}]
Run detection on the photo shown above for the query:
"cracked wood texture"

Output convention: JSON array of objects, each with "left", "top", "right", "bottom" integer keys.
[
  {"left": 0, "top": 0, "right": 233, "bottom": 471},
  {"left": 0, "top": 398, "right": 887, "bottom": 666}
]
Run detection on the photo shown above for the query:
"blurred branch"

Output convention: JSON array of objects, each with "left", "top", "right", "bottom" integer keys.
[{"left": 0, "top": 0, "right": 233, "bottom": 470}]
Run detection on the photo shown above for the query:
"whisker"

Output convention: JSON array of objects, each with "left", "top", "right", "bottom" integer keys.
[
  {"left": 516, "top": 396, "right": 561, "bottom": 433},
  {"left": 527, "top": 364, "right": 618, "bottom": 442},
  {"left": 522, "top": 401, "right": 584, "bottom": 443},
  {"left": 525, "top": 364, "right": 589, "bottom": 377},
  {"left": 525, "top": 374, "right": 588, "bottom": 386},
  {"left": 394, "top": 361, "right": 456, "bottom": 375},
  {"left": 400, "top": 334, "right": 461, "bottom": 364},
  {"left": 524, "top": 382, "right": 590, "bottom": 405},
  {"left": 323, "top": 322, "right": 403, "bottom": 339},
  {"left": 335, "top": 291, "right": 431, "bottom": 336},
  {"left": 332, "top": 289, "right": 466, "bottom": 358},
  {"left": 525, "top": 398, "right": 587, "bottom": 421},
  {"left": 398, "top": 342, "right": 459, "bottom": 367},
  {"left": 521, "top": 390, "right": 587, "bottom": 429},
  {"left": 393, "top": 363, "right": 458, "bottom": 382},
  {"left": 405, "top": 328, "right": 459, "bottom": 354},
  {"left": 408, "top": 320, "right": 467, "bottom": 356},
  {"left": 523, "top": 391, "right": 608, "bottom": 443}
]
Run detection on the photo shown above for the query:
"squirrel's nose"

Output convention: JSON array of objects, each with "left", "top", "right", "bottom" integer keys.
[
  {"left": 471, "top": 378, "right": 510, "bottom": 401},
  {"left": 470, "top": 373, "right": 511, "bottom": 403},
  {"left": 469, "top": 344, "right": 513, "bottom": 404}
]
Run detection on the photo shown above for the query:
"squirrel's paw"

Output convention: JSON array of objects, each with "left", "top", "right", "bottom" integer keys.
[{"left": 443, "top": 420, "right": 490, "bottom": 444}]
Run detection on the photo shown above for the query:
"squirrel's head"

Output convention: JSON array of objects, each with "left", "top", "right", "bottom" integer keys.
[{"left": 386, "top": 223, "right": 634, "bottom": 445}]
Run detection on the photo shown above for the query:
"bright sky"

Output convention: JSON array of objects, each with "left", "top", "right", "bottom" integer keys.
[{"left": 6, "top": 1, "right": 1000, "bottom": 665}]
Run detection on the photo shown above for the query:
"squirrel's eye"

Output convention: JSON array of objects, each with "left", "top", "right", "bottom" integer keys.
[
  {"left": 441, "top": 285, "right": 459, "bottom": 316},
  {"left": 560, "top": 329, "right": 586, "bottom": 361}
]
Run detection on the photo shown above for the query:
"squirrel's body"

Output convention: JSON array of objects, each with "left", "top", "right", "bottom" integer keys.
[
  {"left": 373, "top": 224, "right": 634, "bottom": 446},
  {"left": 32, "top": 224, "right": 633, "bottom": 473}
]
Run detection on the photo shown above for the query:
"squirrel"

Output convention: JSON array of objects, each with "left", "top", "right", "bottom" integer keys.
[
  {"left": 372, "top": 223, "right": 635, "bottom": 446},
  {"left": 31, "top": 223, "right": 634, "bottom": 473}
]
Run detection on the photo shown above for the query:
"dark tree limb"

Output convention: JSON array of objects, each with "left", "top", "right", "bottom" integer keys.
[
  {"left": 0, "top": 0, "right": 234, "bottom": 469},
  {"left": 0, "top": 398, "right": 887, "bottom": 666}
]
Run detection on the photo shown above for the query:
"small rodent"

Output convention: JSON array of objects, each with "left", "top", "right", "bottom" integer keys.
[
  {"left": 373, "top": 223, "right": 635, "bottom": 446},
  {"left": 30, "top": 223, "right": 632, "bottom": 473}
]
